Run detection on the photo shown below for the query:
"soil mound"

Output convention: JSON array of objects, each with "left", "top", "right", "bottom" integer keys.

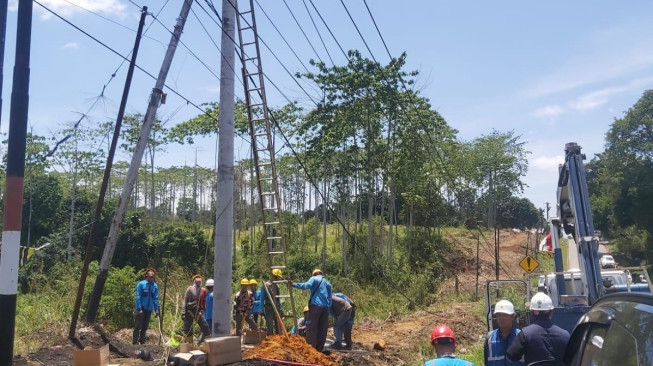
[{"left": 243, "top": 335, "right": 339, "bottom": 366}]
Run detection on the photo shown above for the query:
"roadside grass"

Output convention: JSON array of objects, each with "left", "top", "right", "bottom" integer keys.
[{"left": 15, "top": 291, "right": 72, "bottom": 354}]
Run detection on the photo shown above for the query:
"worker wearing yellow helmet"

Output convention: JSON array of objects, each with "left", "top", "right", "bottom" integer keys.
[
  {"left": 249, "top": 279, "right": 264, "bottom": 325},
  {"left": 288, "top": 268, "right": 332, "bottom": 351},
  {"left": 263, "top": 269, "right": 284, "bottom": 335},
  {"left": 291, "top": 305, "right": 310, "bottom": 337},
  {"left": 233, "top": 278, "right": 258, "bottom": 336}
]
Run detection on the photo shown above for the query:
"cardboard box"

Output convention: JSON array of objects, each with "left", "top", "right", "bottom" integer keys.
[
  {"left": 204, "top": 336, "right": 242, "bottom": 366},
  {"left": 74, "top": 344, "right": 110, "bottom": 366},
  {"left": 242, "top": 329, "right": 266, "bottom": 345},
  {"left": 173, "top": 350, "right": 207, "bottom": 366},
  {"left": 180, "top": 343, "right": 201, "bottom": 353}
]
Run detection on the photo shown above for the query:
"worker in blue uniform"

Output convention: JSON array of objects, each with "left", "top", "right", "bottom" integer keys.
[
  {"left": 289, "top": 268, "right": 332, "bottom": 351},
  {"left": 133, "top": 268, "right": 160, "bottom": 345},
  {"left": 484, "top": 300, "right": 524, "bottom": 366}
]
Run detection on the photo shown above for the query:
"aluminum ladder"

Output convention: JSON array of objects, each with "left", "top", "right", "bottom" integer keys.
[{"left": 235, "top": 0, "right": 298, "bottom": 331}]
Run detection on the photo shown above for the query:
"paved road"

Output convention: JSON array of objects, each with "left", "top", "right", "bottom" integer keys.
[{"left": 567, "top": 238, "right": 609, "bottom": 270}]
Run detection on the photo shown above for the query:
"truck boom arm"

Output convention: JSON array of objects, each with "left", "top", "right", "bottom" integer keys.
[{"left": 557, "top": 142, "right": 605, "bottom": 305}]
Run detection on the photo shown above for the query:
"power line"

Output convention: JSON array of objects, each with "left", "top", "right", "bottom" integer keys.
[
  {"left": 308, "top": 0, "right": 347, "bottom": 59},
  {"left": 33, "top": 0, "right": 216, "bottom": 129},
  {"left": 267, "top": 107, "right": 440, "bottom": 315},
  {"left": 255, "top": 0, "right": 312, "bottom": 75},
  {"left": 200, "top": 0, "right": 320, "bottom": 106},
  {"left": 288, "top": 1, "right": 522, "bottom": 282},
  {"left": 226, "top": 1, "right": 320, "bottom": 104},
  {"left": 42, "top": 1, "right": 173, "bottom": 159},
  {"left": 339, "top": 0, "right": 375, "bottom": 62},
  {"left": 280, "top": 0, "right": 324, "bottom": 64},
  {"left": 302, "top": 0, "right": 334, "bottom": 66},
  {"left": 359, "top": 2, "right": 521, "bottom": 279},
  {"left": 59, "top": 0, "right": 163, "bottom": 46},
  {"left": 363, "top": 0, "right": 392, "bottom": 60}
]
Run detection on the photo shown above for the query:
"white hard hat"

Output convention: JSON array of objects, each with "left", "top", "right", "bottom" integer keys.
[
  {"left": 530, "top": 292, "right": 554, "bottom": 311},
  {"left": 205, "top": 279, "right": 214, "bottom": 287},
  {"left": 494, "top": 300, "right": 515, "bottom": 315}
]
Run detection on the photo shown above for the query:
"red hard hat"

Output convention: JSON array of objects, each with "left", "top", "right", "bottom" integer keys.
[{"left": 430, "top": 324, "right": 456, "bottom": 345}]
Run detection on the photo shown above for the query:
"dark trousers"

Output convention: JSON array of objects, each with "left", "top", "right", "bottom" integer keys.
[
  {"left": 333, "top": 308, "right": 352, "bottom": 346},
  {"left": 305, "top": 305, "right": 329, "bottom": 351},
  {"left": 344, "top": 307, "right": 355, "bottom": 346},
  {"left": 183, "top": 311, "right": 210, "bottom": 340},
  {"left": 264, "top": 307, "right": 281, "bottom": 335},
  {"left": 133, "top": 310, "right": 152, "bottom": 345},
  {"left": 234, "top": 312, "right": 258, "bottom": 336}
]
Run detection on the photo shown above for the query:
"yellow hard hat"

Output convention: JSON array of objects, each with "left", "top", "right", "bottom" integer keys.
[
  {"left": 303, "top": 306, "right": 309, "bottom": 313},
  {"left": 240, "top": 278, "right": 249, "bottom": 285},
  {"left": 249, "top": 279, "right": 258, "bottom": 285},
  {"left": 272, "top": 269, "right": 283, "bottom": 277},
  {"left": 312, "top": 269, "right": 322, "bottom": 276}
]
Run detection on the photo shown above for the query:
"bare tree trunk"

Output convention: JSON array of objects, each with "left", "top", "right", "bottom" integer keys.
[
  {"left": 314, "top": 183, "right": 319, "bottom": 253},
  {"left": 321, "top": 177, "right": 327, "bottom": 269},
  {"left": 388, "top": 190, "right": 395, "bottom": 263}
]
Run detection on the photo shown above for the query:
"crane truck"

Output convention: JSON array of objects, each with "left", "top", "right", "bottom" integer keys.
[{"left": 485, "top": 142, "right": 652, "bottom": 335}]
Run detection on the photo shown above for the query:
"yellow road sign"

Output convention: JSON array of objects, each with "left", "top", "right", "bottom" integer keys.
[{"left": 519, "top": 255, "right": 539, "bottom": 273}]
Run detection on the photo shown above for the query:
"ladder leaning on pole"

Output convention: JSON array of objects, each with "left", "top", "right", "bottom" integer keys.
[{"left": 235, "top": 0, "right": 298, "bottom": 331}]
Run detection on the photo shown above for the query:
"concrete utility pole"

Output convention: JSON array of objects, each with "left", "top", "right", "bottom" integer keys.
[
  {"left": 0, "top": 0, "right": 32, "bottom": 362},
  {"left": 213, "top": 0, "right": 236, "bottom": 337},
  {"left": 68, "top": 6, "right": 147, "bottom": 339},
  {"left": 85, "top": 0, "right": 194, "bottom": 322}
]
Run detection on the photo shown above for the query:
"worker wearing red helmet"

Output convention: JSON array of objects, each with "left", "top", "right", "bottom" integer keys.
[{"left": 425, "top": 325, "right": 474, "bottom": 366}]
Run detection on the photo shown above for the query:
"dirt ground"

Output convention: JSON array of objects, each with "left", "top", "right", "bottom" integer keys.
[{"left": 13, "top": 230, "right": 532, "bottom": 366}]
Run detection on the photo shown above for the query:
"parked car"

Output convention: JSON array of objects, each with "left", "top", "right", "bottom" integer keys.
[
  {"left": 599, "top": 254, "right": 616, "bottom": 268},
  {"left": 564, "top": 292, "right": 653, "bottom": 365}
]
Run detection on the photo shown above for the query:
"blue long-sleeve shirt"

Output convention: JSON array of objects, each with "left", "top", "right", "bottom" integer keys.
[
  {"left": 135, "top": 280, "right": 159, "bottom": 312},
  {"left": 252, "top": 289, "right": 264, "bottom": 314},
  {"left": 292, "top": 275, "right": 332, "bottom": 308},
  {"left": 205, "top": 291, "right": 214, "bottom": 320}
]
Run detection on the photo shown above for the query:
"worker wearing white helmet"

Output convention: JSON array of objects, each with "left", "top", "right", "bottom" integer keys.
[
  {"left": 484, "top": 300, "right": 524, "bottom": 366},
  {"left": 506, "top": 293, "right": 570, "bottom": 365},
  {"left": 200, "top": 278, "right": 214, "bottom": 342}
]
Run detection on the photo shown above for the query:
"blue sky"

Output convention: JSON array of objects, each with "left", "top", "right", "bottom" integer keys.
[{"left": 2, "top": 0, "right": 653, "bottom": 214}]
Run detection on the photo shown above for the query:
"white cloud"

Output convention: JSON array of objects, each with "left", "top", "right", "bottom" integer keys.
[
  {"left": 35, "top": 0, "right": 127, "bottom": 20},
  {"left": 568, "top": 77, "right": 653, "bottom": 112},
  {"left": 531, "top": 155, "right": 564, "bottom": 173},
  {"left": 522, "top": 21, "right": 653, "bottom": 98},
  {"left": 207, "top": 86, "right": 220, "bottom": 93},
  {"left": 62, "top": 42, "right": 78, "bottom": 50},
  {"left": 531, "top": 105, "right": 564, "bottom": 118}
]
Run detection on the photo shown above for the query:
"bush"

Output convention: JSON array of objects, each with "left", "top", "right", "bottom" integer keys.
[{"left": 96, "top": 265, "right": 137, "bottom": 329}]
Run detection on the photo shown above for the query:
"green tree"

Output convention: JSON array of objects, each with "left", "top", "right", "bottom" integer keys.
[{"left": 589, "top": 90, "right": 653, "bottom": 263}]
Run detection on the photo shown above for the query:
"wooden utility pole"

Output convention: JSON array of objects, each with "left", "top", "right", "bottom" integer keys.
[
  {"left": 85, "top": 0, "right": 193, "bottom": 322},
  {"left": 68, "top": 6, "right": 147, "bottom": 340},
  {"left": 0, "top": 0, "right": 7, "bottom": 125},
  {"left": 212, "top": 0, "right": 236, "bottom": 337},
  {"left": 0, "top": 0, "right": 32, "bottom": 361}
]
